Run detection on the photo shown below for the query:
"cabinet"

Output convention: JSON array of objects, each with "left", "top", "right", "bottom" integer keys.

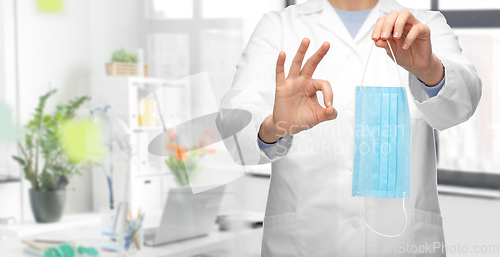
[{"left": 90, "top": 76, "right": 185, "bottom": 214}]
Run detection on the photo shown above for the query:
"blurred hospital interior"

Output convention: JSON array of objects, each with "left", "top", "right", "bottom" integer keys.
[{"left": 0, "top": 0, "right": 500, "bottom": 256}]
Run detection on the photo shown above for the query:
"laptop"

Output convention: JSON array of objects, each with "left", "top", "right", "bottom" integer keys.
[{"left": 144, "top": 185, "right": 226, "bottom": 246}]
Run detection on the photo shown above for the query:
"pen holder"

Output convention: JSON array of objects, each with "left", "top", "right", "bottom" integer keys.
[{"left": 122, "top": 219, "right": 144, "bottom": 255}]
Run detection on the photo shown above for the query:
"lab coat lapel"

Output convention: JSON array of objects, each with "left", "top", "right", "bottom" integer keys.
[
  {"left": 353, "top": 4, "right": 383, "bottom": 44},
  {"left": 317, "top": 0, "right": 356, "bottom": 52}
]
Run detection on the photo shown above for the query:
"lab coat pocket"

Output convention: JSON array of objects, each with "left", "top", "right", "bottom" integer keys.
[
  {"left": 262, "top": 212, "right": 298, "bottom": 257},
  {"left": 413, "top": 209, "right": 446, "bottom": 257}
]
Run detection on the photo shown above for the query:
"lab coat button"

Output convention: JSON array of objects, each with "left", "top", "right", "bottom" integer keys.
[{"left": 350, "top": 218, "right": 360, "bottom": 228}]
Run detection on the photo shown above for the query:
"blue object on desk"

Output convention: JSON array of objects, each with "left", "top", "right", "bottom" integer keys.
[
  {"left": 44, "top": 244, "right": 74, "bottom": 257},
  {"left": 77, "top": 246, "right": 99, "bottom": 257},
  {"left": 90, "top": 106, "right": 114, "bottom": 210},
  {"left": 43, "top": 244, "right": 98, "bottom": 257}
]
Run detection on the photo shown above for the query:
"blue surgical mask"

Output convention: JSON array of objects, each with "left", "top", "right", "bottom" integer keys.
[{"left": 352, "top": 42, "right": 411, "bottom": 237}]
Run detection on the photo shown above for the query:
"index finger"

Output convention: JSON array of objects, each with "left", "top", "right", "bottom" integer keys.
[
  {"left": 289, "top": 38, "right": 310, "bottom": 77},
  {"left": 300, "top": 42, "right": 330, "bottom": 79}
]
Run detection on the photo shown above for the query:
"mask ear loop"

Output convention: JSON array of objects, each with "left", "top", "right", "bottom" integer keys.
[
  {"left": 355, "top": 39, "right": 408, "bottom": 238},
  {"left": 386, "top": 40, "right": 405, "bottom": 89},
  {"left": 355, "top": 191, "right": 408, "bottom": 237},
  {"left": 359, "top": 43, "right": 375, "bottom": 91},
  {"left": 359, "top": 40, "right": 405, "bottom": 90}
]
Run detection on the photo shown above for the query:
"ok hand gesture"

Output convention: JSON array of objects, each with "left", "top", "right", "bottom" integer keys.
[{"left": 258, "top": 38, "right": 337, "bottom": 144}]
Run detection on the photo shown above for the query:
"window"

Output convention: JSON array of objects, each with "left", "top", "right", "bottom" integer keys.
[
  {"left": 439, "top": 0, "right": 500, "bottom": 10},
  {"left": 433, "top": 2, "right": 500, "bottom": 194},
  {"left": 202, "top": 0, "right": 242, "bottom": 19},
  {"left": 148, "top": 0, "right": 193, "bottom": 19},
  {"left": 292, "top": 0, "right": 432, "bottom": 9},
  {"left": 141, "top": 0, "right": 283, "bottom": 102}
]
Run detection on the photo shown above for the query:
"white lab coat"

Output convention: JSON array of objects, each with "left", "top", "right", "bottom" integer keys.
[{"left": 219, "top": 0, "right": 482, "bottom": 256}]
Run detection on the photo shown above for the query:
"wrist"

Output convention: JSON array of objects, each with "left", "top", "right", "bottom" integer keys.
[
  {"left": 411, "top": 54, "right": 445, "bottom": 87},
  {"left": 258, "top": 115, "right": 282, "bottom": 144}
]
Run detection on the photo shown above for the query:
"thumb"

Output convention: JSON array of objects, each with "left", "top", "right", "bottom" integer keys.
[{"left": 316, "top": 106, "right": 338, "bottom": 123}]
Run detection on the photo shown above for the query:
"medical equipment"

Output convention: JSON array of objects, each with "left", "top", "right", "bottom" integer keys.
[{"left": 352, "top": 42, "right": 411, "bottom": 237}]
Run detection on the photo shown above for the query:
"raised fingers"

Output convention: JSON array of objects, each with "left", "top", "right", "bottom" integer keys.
[
  {"left": 380, "top": 11, "right": 399, "bottom": 40},
  {"left": 289, "top": 38, "right": 310, "bottom": 77},
  {"left": 312, "top": 79, "right": 334, "bottom": 107},
  {"left": 276, "top": 51, "right": 286, "bottom": 86},
  {"left": 393, "top": 10, "right": 412, "bottom": 39},
  {"left": 372, "top": 16, "right": 386, "bottom": 41},
  {"left": 300, "top": 41, "right": 330, "bottom": 79}
]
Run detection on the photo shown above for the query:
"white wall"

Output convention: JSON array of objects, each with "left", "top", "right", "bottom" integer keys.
[
  {"left": 16, "top": 0, "right": 91, "bottom": 123},
  {"left": 89, "top": 0, "right": 140, "bottom": 77},
  {"left": 0, "top": 0, "right": 21, "bottom": 222},
  {"left": 15, "top": 0, "right": 93, "bottom": 220},
  {"left": 0, "top": 0, "right": 5, "bottom": 101},
  {"left": 13, "top": 0, "right": 142, "bottom": 221}
]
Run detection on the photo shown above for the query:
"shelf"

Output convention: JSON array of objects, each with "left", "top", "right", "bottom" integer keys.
[
  {"left": 0, "top": 175, "right": 20, "bottom": 184},
  {"left": 128, "top": 77, "right": 172, "bottom": 85},
  {"left": 92, "top": 76, "right": 172, "bottom": 85},
  {"left": 438, "top": 185, "right": 500, "bottom": 199},
  {"left": 134, "top": 171, "right": 171, "bottom": 178}
]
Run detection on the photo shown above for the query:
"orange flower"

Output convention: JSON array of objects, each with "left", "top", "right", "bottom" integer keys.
[
  {"left": 175, "top": 145, "right": 189, "bottom": 161},
  {"left": 176, "top": 146, "right": 183, "bottom": 161},
  {"left": 166, "top": 128, "right": 177, "bottom": 141},
  {"left": 165, "top": 142, "right": 178, "bottom": 153}
]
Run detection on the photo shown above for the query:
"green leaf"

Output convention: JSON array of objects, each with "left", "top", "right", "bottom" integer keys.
[
  {"left": 111, "top": 49, "right": 137, "bottom": 63},
  {"left": 12, "top": 155, "right": 26, "bottom": 166}
]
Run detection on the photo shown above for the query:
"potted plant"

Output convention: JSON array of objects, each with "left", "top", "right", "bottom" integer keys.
[
  {"left": 105, "top": 49, "right": 149, "bottom": 77},
  {"left": 164, "top": 129, "right": 216, "bottom": 188},
  {"left": 12, "top": 90, "right": 91, "bottom": 223}
]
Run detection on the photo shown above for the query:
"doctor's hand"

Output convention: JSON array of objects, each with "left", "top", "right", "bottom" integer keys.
[
  {"left": 372, "top": 10, "right": 445, "bottom": 86},
  {"left": 258, "top": 38, "right": 337, "bottom": 144}
]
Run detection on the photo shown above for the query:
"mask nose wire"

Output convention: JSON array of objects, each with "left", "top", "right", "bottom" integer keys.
[
  {"left": 359, "top": 40, "right": 405, "bottom": 91},
  {"left": 355, "top": 191, "right": 408, "bottom": 238}
]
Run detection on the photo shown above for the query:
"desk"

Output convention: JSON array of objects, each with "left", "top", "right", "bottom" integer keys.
[
  {"left": 0, "top": 227, "right": 262, "bottom": 257},
  {"left": 0, "top": 213, "right": 100, "bottom": 238},
  {"left": 0, "top": 211, "right": 263, "bottom": 256}
]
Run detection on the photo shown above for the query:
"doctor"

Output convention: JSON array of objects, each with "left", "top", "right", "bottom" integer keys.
[{"left": 220, "top": 0, "right": 481, "bottom": 256}]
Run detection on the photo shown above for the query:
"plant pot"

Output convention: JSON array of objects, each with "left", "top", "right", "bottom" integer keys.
[
  {"left": 29, "top": 189, "right": 66, "bottom": 223},
  {"left": 105, "top": 62, "right": 150, "bottom": 77}
]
